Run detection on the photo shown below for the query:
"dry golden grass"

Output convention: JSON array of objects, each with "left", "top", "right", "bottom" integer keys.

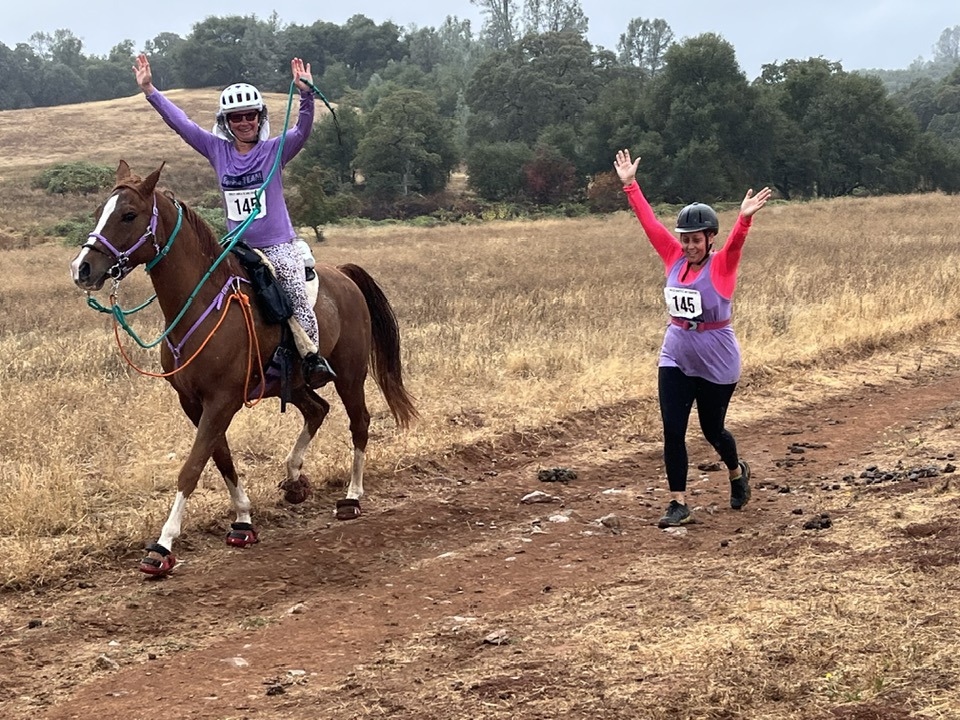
[
  {"left": 0, "top": 88, "right": 332, "bottom": 237},
  {"left": 1, "top": 191, "right": 960, "bottom": 590},
  {"left": 3, "top": 95, "right": 960, "bottom": 717},
  {"left": 320, "top": 480, "right": 960, "bottom": 719}
]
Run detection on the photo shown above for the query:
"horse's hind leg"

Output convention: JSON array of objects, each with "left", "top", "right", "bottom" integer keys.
[
  {"left": 333, "top": 375, "right": 371, "bottom": 521},
  {"left": 282, "top": 387, "right": 330, "bottom": 504}
]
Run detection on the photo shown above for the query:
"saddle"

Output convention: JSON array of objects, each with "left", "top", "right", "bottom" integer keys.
[
  {"left": 231, "top": 241, "right": 319, "bottom": 412},
  {"left": 231, "top": 241, "right": 294, "bottom": 324}
]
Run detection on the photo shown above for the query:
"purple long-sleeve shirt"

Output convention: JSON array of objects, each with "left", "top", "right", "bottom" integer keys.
[{"left": 146, "top": 89, "right": 314, "bottom": 249}]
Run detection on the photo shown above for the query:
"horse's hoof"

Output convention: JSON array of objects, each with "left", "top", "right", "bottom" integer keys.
[
  {"left": 226, "top": 522, "right": 259, "bottom": 548},
  {"left": 335, "top": 498, "right": 362, "bottom": 521},
  {"left": 139, "top": 543, "right": 177, "bottom": 577},
  {"left": 281, "top": 475, "right": 311, "bottom": 504}
]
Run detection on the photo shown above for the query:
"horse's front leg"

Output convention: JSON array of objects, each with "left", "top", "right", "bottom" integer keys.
[{"left": 139, "top": 404, "right": 238, "bottom": 576}]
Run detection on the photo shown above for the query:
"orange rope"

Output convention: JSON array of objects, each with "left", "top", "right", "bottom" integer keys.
[{"left": 112, "top": 290, "right": 268, "bottom": 407}]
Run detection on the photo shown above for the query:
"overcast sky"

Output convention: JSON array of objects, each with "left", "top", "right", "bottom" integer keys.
[{"left": 3, "top": 1, "right": 958, "bottom": 80}]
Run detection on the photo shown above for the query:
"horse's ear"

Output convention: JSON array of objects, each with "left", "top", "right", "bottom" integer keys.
[
  {"left": 142, "top": 162, "right": 165, "bottom": 195},
  {"left": 116, "top": 159, "right": 131, "bottom": 183}
]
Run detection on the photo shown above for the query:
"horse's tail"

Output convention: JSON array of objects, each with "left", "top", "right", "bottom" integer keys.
[{"left": 337, "top": 263, "right": 418, "bottom": 429}]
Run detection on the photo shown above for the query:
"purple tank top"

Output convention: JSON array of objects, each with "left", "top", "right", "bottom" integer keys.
[{"left": 659, "top": 255, "right": 741, "bottom": 384}]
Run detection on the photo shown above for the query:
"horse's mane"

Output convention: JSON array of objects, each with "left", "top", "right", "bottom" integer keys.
[{"left": 163, "top": 191, "right": 225, "bottom": 259}]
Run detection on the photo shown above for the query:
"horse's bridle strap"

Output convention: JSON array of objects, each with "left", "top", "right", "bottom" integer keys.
[
  {"left": 165, "top": 276, "right": 251, "bottom": 368},
  {"left": 84, "top": 193, "right": 160, "bottom": 279}
]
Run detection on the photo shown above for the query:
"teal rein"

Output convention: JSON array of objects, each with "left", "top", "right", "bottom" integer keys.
[{"left": 87, "top": 78, "right": 308, "bottom": 348}]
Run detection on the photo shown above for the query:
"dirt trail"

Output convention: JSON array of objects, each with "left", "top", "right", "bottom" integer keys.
[{"left": 3, "top": 349, "right": 960, "bottom": 720}]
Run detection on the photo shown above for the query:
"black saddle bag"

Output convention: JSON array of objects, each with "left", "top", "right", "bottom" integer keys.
[{"left": 231, "top": 242, "right": 294, "bottom": 324}]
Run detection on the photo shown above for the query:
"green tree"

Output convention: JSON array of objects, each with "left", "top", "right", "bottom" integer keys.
[
  {"left": 893, "top": 77, "right": 940, "bottom": 132},
  {"left": 315, "top": 62, "right": 354, "bottom": 102},
  {"left": 30, "top": 29, "right": 84, "bottom": 70},
  {"left": 928, "top": 66, "right": 960, "bottom": 142},
  {"left": 32, "top": 62, "right": 86, "bottom": 106},
  {"left": 242, "top": 12, "right": 285, "bottom": 91},
  {"left": 466, "top": 141, "right": 533, "bottom": 199},
  {"left": 465, "top": 31, "right": 603, "bottom": 146},
  {"left": 355, "top": 89, "right": 458, "bottom": 199},
  {"left": 471, "top": 0, "right": 519, "bottom": 50},
  {"left": 341, "top": 15, "right": 405, "bottom": 85},
  {"left": 286, "top": 165, "right": 362, "bottom": 240},
  {"left": 0, "top": 43, "right": 32, "bottom": 109},
  {"left": 644, "top": 33, "right": 773, "bottom": 201},
  {"left": 934, "top": 26, "right": 960, "bottom": 64},
  {"left": 175, "top": 16, "right": 251, "bottom": 87},
  {"left": 579, "top": 72, "right": 649, "bottom": 175},
  {"left": 85, "top": 57, "right": 133, "bottom": 101},
  {"left": 760, "top": 58, "right": 922, "bottom": 197},
  {"left": 290, "top": 106, "right": 363, "bottom": 187},
  {"left": 143, "top": 32, "right": 185, "bottom": 90},
  {"left": 617, "top": 18, "right": 674, "bottom": 77},
  {"left": 522, "top": 0, "right": 589, "bottom": 36}
]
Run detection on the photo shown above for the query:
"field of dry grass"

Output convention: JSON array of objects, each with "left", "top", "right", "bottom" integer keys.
[
  {"left": 2, "top": 94, "right": 960, "bottom": 720},
  {"left": 2, "top": 188, "right": 960, "bottom": 587}
]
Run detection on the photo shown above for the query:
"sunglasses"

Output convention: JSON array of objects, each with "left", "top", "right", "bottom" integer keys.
[{"left": 227, "top": 111, "right": 259, "bottom": 123}]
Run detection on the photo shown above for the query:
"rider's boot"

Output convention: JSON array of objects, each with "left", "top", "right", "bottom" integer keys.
[{"left": 303, "top": 353, "right": 336, "bottom": 388}]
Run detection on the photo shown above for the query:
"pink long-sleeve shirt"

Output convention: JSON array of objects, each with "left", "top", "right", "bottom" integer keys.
[{"left": 623, "top": 181, "right": 752, "bottom": 298}]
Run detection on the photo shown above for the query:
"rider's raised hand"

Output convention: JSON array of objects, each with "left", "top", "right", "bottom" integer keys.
[
  {"left": 133, "top": 54, "right": 155, "bottom": 95},
  {"left": 292, "top": 58, "right": 313, "bottom": 92}
]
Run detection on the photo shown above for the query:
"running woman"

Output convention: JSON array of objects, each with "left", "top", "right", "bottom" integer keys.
[{"left": 613, "top": 148, "right": 772, "bottom": 528}]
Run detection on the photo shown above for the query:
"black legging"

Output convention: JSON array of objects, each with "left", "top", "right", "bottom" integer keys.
[{"left": 658, "top": 366, "right": 739, "bottom": 493}]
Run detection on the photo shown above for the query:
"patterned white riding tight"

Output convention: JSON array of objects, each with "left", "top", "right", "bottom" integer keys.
[{"left": 260, "top": 241, "right": 319, "bottom": 348}]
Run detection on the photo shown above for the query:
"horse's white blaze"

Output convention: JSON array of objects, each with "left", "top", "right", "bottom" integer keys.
[
  {"left": 70, "top": 193, "right": 119, "bottom": 282},
  {"left": 158, "top": 491, "right": 188, "bottom": 551},
  {"left": 226, "top": 479, "right": 253, "bottom": 525},
  {"left": 346, "top": 448, "right": 365, "bottom": 500}
]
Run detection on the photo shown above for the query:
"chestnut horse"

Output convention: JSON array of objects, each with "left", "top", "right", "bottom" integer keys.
[{"left": 70, "top": 161, "right": 417, "bottom": 576}]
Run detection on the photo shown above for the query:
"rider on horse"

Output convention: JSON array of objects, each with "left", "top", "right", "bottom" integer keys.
[{"left": 133, "top": 53, "right": 335, "bottom": 388}]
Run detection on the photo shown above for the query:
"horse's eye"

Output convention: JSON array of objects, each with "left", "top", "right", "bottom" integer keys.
[{"left": 122, "top": 212, "right": 137, "bottom": 222}]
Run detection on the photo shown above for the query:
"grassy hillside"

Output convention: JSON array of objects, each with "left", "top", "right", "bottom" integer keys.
[{"left": 0, "top": 89, "right": 331, "bottom": 246}]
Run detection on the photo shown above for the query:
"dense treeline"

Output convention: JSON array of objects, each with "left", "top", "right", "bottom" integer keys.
[{"left": 3, "top": 7, "right": 960, "bottom": 224}]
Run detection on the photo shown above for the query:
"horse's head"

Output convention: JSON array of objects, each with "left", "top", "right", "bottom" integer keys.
[{"left": 70, "top": 160, "right": 165, "bottom": 291}]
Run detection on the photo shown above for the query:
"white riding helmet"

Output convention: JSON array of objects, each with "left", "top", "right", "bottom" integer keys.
[
  {"left": 213, "top": 83, "right": 271, "bottom": 142},
  {"left": 219, "top": 83, "right": 263, "bottom": 113}
]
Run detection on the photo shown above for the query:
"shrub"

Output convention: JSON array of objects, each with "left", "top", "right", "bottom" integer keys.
[
  {"left": 32, "top": 162, "right": 113, "bottom": 195},
  {"left": 466, "top": 142, "right": 533, "bottom": 201},
  {"left": 45, "top": 214, "right": 96, "bottom": 246},
  {"left": 521, "top": 146, "right": 578, "bottom": 205},
  {"left": 587, "top": 171, "right": 628, "bottom": 213}
]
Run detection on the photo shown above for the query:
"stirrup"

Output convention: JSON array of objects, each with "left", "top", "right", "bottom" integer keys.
[{"left": 303, "top": 353, "right": 336, "bottom": 388}]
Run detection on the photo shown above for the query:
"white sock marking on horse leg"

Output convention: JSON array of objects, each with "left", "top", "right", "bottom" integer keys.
[
  {"left": 346, "top": 448, "right": 366, "bottom": 500},
  {"left": 157, "top": 491, "right": 187, "bottom": 552},
  {"left": 226, "top": 480, "right": 252, "bottom": 526},
  {"left": 285, "top": 423, "right": 312, "bottom": 482}
]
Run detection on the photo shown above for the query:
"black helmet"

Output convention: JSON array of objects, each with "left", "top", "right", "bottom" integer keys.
[{"left": 676, "top": 203, "right": 719, "bottom": 234}]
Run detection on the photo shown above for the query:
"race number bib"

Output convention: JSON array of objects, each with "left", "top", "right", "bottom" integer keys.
[
  {"left": 664, "top": 287, "right": 703, "bottom": 319},
  {"left": 224, "top": 189, "right": 267, "bottom": 222}
]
